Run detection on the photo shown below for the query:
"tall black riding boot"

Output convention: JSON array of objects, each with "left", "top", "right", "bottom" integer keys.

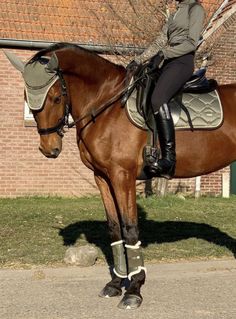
[{"left": 150, "top": 103, "right": 176, "bottom": 179}]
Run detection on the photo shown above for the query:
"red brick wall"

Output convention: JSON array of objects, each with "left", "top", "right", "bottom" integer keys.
[{"left": 0, "top": 13, "right": 235, "bottom": 198}]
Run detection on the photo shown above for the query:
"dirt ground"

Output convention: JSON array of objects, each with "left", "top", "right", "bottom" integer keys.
[{"left": 0, "top": 259, "right": 236, "bottom": 319}]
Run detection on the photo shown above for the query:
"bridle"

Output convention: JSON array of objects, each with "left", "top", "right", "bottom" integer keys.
[{"left": 36, "top": 69, "right": 71, "bottom": 137}]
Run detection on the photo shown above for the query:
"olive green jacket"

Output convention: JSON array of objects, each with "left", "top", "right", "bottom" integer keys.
[{"left": 135, "top": 0, "right": 205, "bottom": 63}]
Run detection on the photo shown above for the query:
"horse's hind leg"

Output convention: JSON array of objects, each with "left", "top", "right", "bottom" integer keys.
[
  {"left": 110, "top": 169, "right": 146, "bottom": 309},
  {"left": 94, "top": 174, "right": 124, "bottom": 298}
]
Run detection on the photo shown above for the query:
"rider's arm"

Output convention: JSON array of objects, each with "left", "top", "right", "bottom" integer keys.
[{"left": 162, "top": 5, "right": 205, "bottom": 59}]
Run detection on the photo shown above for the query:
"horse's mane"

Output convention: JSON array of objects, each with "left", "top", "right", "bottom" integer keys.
[
  {"left": 32, "top": 43, "right": 93, "bottom": 60},
  {"left": 30, "top": 42, "right": 126, "bottom": 87},
  {"left": 31, "top": 42, "right": 124, "bottom": 71}
]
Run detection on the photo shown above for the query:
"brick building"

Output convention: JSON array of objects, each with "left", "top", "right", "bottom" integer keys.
[{"left": 0, "top": 0, "right": 235, "bottom": 197}]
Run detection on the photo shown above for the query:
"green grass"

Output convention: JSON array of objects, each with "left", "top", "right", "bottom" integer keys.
[{"left": 0, "top": 195, "right": 236, "bottom": 268}]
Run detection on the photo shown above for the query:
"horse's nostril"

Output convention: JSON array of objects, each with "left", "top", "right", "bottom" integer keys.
[
  {"left": 39, "top": 146, "right": 60, "bottom": 158},
  {"left": 52, "top": 148, "right": 60, "bottom": 157}
]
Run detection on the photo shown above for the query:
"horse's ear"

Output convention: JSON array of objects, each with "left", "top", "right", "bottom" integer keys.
[
  {"left": 3, "top": 50, "right": 25, "bottom": 73},
  {"left": 46, "top": 53, "right": 59, "bottom": 72}
]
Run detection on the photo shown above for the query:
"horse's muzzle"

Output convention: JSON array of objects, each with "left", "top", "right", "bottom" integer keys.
[{"left": 39, "top": 147, "right": 61, "bottom": 158}]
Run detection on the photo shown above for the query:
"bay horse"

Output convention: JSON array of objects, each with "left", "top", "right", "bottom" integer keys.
[{"left": 5, "top": 43, "right": 236, "bottom": 310}]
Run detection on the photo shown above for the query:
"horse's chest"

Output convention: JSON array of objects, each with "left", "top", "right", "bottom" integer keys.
[{"left": 78, "top": 141, "right": 94, "bottom": 169}]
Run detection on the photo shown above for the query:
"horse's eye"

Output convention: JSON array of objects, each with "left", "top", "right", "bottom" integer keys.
[{"left": 54, "top": 96, "right": 61, "bottom": 104}]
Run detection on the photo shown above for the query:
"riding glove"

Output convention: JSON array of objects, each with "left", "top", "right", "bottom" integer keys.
[
  {"left": 149, "top": 51, "right": 164, "bottom": 70},
  {"left": 126, "top": 60, "right": 139, "bottom": 72}
]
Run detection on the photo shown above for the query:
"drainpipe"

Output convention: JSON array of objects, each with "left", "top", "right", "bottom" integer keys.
[
  {"left": 195, "top": 176, "right": 201, "bottom": 198},
  {"left": 0, "top": 38, "right": 144, "bottom": 55}
]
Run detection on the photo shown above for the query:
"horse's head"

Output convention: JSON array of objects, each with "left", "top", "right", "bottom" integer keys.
[
  {"left": 5, "top": 44, "right": 126, "bottom": 159},
  {"left": 4, "top": 51, "right": 69, "bottom": 158}
]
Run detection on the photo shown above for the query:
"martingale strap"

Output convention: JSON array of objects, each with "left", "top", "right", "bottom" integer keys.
[
  {"left": 111, "top": 240, "right": 127, "bottom": 278},
  {"left": 125, "top": 241, "right": 146, "bottom": 280}
]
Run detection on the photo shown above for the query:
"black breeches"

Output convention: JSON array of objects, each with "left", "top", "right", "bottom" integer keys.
[{"left": 151, "top": 53, "right": 194, "bottom": 114}]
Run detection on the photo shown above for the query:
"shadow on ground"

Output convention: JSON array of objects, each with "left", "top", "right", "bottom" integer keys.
[{"left": 59, "top": 204, "right": 236, "bottom": 265}]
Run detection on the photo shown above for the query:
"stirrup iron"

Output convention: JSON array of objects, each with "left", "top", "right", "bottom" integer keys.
[{"left": 143, "top": 145, "right": 160, "bottom": 166}]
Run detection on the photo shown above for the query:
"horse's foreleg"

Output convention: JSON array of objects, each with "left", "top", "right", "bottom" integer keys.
[
  {"left": 94, "top": 173, "right": 125, "bottom": 298},
  {"left": 110, "top": 169, "right": 146, "bottom": 309}
]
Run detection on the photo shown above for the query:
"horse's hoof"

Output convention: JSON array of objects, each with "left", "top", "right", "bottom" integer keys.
[
  {"left": 117, "top": 294, "right": 143, "bottom": 310},
  {"left": 99, "top": 285, "right": 122, "bottom": 298}
]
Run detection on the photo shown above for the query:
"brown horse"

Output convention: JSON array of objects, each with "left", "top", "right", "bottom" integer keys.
[{"left": 5, "top": 43, "right": 236, "bottom": 310}]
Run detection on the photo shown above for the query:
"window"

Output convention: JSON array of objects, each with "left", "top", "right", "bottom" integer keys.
[
  {"left": 24, "top": 101, "right": 74, "bottom": 126},
  {"left": 24, "top": 101, "right": 34, "bottom": 121},
  {"left": 24, "top": 101, "right": 36, "bottom": 126}
]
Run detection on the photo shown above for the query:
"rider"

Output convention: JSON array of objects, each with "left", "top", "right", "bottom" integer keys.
[{"left": 129, "top": 0, "right": 205, "bottom": 179}]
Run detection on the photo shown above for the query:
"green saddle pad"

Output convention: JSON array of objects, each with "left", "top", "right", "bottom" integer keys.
[{"left": 125, "top": 90, "right": 223, "bottom": 130}]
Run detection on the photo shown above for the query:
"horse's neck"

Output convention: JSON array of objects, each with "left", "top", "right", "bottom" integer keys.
[
  {"left": 67, "top": 54, "right": 125, "bottom": 121},
  {"left": 62, "top": 49, "right": 123, "bottom": 85}
]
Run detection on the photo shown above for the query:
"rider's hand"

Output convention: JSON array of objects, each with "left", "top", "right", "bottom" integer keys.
[
  {"left": 126, "top": 60, "right": 139, "bottom": 72},
  {"left": 149, "top": 51, "right": 164, "bottom": 70}
]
